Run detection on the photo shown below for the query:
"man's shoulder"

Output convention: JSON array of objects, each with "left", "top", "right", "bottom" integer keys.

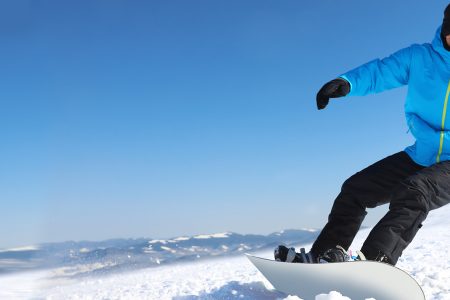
[
  {"left": 409, "top": 43, "right": 433, "bottom": 52},
  {"left": 409, "top": 43, "right": 432, "bottom": 52},
  {"left": 405, "top": 43, "right": 434, "bottom": 59},
  {"left": 391, "top": 43, "right": 431, "bottom": 57}
]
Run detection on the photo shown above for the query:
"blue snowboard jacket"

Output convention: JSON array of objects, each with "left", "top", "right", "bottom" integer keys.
[{"left": 340, "top": 26, "right": 450, "bottom": 167}]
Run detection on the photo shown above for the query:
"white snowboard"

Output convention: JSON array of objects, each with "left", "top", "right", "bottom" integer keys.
[{"left": 246, "top": 254, "right": 425, "bottom": 300}]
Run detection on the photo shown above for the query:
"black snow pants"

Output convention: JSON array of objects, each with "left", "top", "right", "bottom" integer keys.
[{"left": 310, "top": 151, "right": 450, "bottom": 265}]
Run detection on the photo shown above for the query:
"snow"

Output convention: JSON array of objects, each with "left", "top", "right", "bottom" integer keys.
[
  {"left": 147, "top": 232, "right": 230, "bottom": 245},
  {"left": 0, "top": 205, "right": 449, "bottom": 299},
  {"left": 193, "top": 232, "right": 231, "bottom": 239},
  {"left": 173, "top": 236, "right": 191, "bottom": 241},
  {"left": 161, "top": 246, "right": 177, "bottom": 254},
  {"left": 149, "top": 239, "right": 168, "bottom": 244},
  {"left": 0, "top": 245, "right": 40, "bottom": 253}
]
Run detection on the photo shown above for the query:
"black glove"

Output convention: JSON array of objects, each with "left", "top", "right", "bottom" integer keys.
[{"left": 316, "top": 78, "right": 350, "bottom": 110}]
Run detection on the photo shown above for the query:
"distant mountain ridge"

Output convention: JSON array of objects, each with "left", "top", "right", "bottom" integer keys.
[{"left": 0, "top": 229, "right": 319, "bottom": 277}]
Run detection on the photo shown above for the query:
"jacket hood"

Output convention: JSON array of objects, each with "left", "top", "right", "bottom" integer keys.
[{"left": 432, "top": 25, "right": 450, "bottom": 62}]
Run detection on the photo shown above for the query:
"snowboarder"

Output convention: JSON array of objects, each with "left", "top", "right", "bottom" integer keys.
[{"left": 275, "top": 4, "right": 450, "bottom": 265}]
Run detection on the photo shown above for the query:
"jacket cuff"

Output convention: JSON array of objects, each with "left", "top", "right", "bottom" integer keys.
[{"left": 339, "top": 75, "right": 353, "bottom": 96}]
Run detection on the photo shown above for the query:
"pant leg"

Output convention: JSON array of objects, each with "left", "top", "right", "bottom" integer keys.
[
  {"left": 361, "top": 160, "right": 450, "bottom": 265},
  {"left": 310, "top": 151, "right": 424, "bottom": 256}
]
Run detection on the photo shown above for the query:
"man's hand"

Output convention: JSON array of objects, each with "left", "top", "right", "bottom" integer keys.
[{"left": 316, "top": 78, "right": 350, "bottom": 110}]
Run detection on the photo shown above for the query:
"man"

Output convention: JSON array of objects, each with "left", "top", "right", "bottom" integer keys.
[{"left": 275, "top": 4, "right": 450, "bottom": 265}]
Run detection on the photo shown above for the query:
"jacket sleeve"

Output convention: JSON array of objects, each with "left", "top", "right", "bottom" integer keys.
[{"left": 339, "top": 46, "right": 414, "bottom": 96}]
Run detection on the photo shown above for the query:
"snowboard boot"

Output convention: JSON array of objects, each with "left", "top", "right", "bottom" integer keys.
[
  {"left": 317, "top": 245, "right": 350, "bottom": 263},
  {"left": 356, "top": 249, "right": 394, "bottom": 265},
  {"left": 274, "top": 245, "right": 317, "bottom": 263}
]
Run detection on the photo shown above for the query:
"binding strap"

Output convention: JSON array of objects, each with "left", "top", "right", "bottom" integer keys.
[
  {"left": 300, "top": 248, "right": 308, "bottom": 263},
  {"left": 356, "top": 250, "right": 367, "bottom": 261},
  {"left": 286, "top": 247, "right": 297, "bottom": 262}
]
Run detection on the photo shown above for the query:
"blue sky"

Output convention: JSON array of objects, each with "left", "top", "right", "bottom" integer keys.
[{"left": 0, "top": 0, "right": 448, "bottom": 248}]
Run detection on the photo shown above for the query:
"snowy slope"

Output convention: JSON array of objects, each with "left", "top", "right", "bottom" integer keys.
[
  {"left": 1, "top": 204, "right": 449, "bottom": 300},
  {"left": 0, "top": 229, "right": 318, "bottom": 275}
]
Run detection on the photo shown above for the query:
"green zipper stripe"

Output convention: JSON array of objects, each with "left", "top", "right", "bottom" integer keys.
[{"left": 436, "top": 80, "right": 450, "bottom": 163}]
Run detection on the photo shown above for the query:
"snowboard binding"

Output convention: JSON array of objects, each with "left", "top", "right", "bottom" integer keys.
[
  {"left": 274, "top": 245, "right": 350, "bottom": 263},
  {"left": 274, "top": 245, "right": 317, "bottom": 263},
  {"left": 274, "top": 244, "right": 394, "bottom": 265}
]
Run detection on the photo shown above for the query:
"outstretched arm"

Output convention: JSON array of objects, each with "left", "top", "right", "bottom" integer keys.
[
  {"left": 340, "top": 46, "right": 414, "bottom": 96},
  {"left": 316, "top": 46, "right": 414, "bottom": 110}
]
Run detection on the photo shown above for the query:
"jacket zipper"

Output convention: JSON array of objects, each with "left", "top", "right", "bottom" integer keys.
[{"left": 436, "top": 80, "right": 450, "bottom": 163}]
